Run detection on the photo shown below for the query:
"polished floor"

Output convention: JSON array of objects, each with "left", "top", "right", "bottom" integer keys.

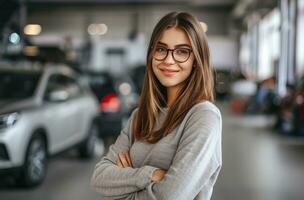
[
  {"left": 213, "top": 102, "right": 304, "bottom": 200},
  {"left": 1, "top": 102, "right": 304, "bottom": 200}
]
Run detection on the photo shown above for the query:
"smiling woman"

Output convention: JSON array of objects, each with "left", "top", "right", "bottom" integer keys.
[
  {"left": 152, "top": 27, "right": 195, "bottom": 104},
  {"left": 91, "top": 12, "right": 222, "bottom": 200}
]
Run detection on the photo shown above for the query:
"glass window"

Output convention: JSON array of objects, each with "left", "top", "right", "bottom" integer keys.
[
  {"left": 296, "top": 0, "right": 304, "bottom": 77},
  {"left": 258, "top": 8, "right": 280, "bottom": 80},
  {"left": 0, "top": 70, "right": 41, "bottom": 99}
]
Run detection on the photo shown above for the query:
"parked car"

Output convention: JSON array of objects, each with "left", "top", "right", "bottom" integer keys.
[
  {"left": 274, "top": 78, "right": 304, "bottom": 136},
  {"left": 83, "top": 71, "right": 139, "bottom": 138},
  {"left": 0, "top": 64, "right": 99, "bottom": 187}
]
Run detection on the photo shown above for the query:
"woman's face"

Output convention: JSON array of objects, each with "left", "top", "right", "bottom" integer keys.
[{"left": 152, "top": 27, "right": 195, "bottom": 90}]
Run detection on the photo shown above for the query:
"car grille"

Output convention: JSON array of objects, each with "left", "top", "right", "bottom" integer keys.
[
  {"left": 0, "top": 120, "right": 5, "bottom": 129},
  {"left": 0, "top": 143, "right": 9, "bottom": 161}
]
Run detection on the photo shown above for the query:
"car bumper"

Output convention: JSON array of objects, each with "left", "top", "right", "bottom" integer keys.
[
  {"left": 0, "top": 166, "right": 21, "bottom": 177},
  {"left": 0, "top": 124, "right": 28, "bottom": 169}
]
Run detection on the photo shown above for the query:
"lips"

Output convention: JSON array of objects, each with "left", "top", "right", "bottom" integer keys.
[{"left": 159, "top": 68, "right": 179, "bottom": 77}]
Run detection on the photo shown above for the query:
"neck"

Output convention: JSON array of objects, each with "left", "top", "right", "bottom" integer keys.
[{"left": 166, "top": 85, "right": 180, "bottom": 107}]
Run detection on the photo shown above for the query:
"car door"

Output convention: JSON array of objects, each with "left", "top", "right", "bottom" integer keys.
[
  {"left": 42, "top": 74, "right": 78, "bottom": 152},
  {"left": 60, "top": 75, "right": 87, "bottom": 143}
]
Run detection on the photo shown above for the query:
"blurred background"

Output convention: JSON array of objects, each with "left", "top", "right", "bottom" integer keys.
[{"left": 0, "top": 0, "right": 304, "bottom": 200}]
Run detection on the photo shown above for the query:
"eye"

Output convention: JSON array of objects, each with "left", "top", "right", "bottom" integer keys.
[
  {"left": 175, "top": 48, "right": 190, "bottom": 55},
  {"left": 155, "top": 46, "right": 167, "bottom": 53}
]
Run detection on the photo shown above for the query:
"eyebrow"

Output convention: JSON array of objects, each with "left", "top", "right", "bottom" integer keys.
[{"left": 157, "top": 41, "right": 191, "bottom": 48}]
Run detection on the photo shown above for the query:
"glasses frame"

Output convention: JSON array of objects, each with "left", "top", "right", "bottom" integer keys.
[{"left": 153, "top": 46, "right": 193, "bottom": 63}]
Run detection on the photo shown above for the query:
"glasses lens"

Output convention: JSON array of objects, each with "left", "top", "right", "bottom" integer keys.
[
  {"left": 173, "top": 48, "right": 191, "bottom": 62},
  {"left": 154, "top": 46, "right": 167, "bottom": 60}
]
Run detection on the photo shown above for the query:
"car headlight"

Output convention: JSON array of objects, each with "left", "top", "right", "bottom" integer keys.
[{"left": 0, "top": 112, "right": 19, "bottom": 129}]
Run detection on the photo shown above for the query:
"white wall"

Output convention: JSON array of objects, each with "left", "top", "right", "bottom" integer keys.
[
  {"left": 28, "top": 5, "right": 231, "bottom": 42},
  {"left": 27, "top": 5, "right": 237, "bottom": 71}
]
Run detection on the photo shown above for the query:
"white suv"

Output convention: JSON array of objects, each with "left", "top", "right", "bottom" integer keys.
[{"left": 0, "top": 64, "right": 99, "bottom": 187}]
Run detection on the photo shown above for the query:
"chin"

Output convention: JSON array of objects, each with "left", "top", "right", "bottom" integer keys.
[{"left": 158, "top": 79, "right": 179, "bottom": 88}]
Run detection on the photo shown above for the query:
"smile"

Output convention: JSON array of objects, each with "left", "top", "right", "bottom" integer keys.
[{"left": 159, "top": 68, "right": 180, "bottom": 77}]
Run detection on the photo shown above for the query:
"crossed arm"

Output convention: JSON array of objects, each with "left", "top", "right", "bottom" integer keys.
[
  {"left": 91, "top": 107, "right": 222, "bottom": 200},
  {"left": 90, "top": 109, "right": 168, "bottom": 198},
  {"left": 116, "top": 151, "right": 166, "bottom": 182}
]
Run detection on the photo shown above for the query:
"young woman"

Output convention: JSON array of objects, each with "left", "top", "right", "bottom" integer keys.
[{"left": 91, "top": 12, "right": 222, "bottom": 200}]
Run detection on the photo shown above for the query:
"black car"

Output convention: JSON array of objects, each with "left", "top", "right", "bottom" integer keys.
[{"left": 84, "top": 72, "right": 139, "bottom": 139}]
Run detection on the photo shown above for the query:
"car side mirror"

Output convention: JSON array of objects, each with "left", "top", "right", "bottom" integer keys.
[{"left": 48, "top": 89, "right": 69, "bottom": 102}]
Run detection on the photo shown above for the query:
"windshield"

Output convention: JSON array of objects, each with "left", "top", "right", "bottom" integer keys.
[{"left": 0, "top": 71, "right": 42, "bottom": 99}]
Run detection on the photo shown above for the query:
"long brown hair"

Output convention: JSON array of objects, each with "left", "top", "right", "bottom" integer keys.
[{"left": 133, "top": 12, "right": 215, "bottom": 144}]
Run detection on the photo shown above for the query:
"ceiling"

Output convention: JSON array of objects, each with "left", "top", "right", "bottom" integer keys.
[
  {"left": 26, "top": 0, "right": 238, "bottom": 9},
  {"left": 27, "top": 0, "right": 238, "bottom": 5},
  {"left": 0, "top": 0, "right": 241, "bottom": 34},
  {"left": 0, "top": 0, "right": 19, "bottom": 33}
]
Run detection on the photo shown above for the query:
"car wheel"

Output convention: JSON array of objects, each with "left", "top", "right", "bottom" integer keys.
[
  {"left": 78, "top": 122, "right": 98, "bottom": 159},
  {"left": 20, "top": 134, "right": 47, "bottom": 187}
]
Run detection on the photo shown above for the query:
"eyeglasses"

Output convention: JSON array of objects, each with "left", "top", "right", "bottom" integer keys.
[{"left": 153, "top": 46, "right": 192, "bottom": 63}]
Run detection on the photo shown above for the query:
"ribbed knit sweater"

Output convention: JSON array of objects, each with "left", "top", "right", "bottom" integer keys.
[{"left": 91, "top": 101, "right": 222, "bottom": 200}]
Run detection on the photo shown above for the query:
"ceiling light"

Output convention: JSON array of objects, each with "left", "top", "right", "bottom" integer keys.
[
  {"left": 24, "top": 24, "right": 42, "bottom": 35},
  {"left": 9, "top": 32, "right": 20, "bottom": 44},
  {"left": 88, "top": 23, "right": 108, "bottom": 35}
]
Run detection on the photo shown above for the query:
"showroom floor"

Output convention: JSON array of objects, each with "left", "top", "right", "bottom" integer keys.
[{"left": 1, "top": 102, "right": 304, "bottom": 200}]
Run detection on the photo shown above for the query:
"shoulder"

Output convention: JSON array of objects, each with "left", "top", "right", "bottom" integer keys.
[
  {"left": 123, "top": 108, "right": 139, "bottom": 132},
  {"left": 179, "top": 101, "right": 222, "bottom": 143},
  {"left": 188, "top": 101, "right": 221, "bottom": 118},
  {"left": 181, "top": 101, "right": 222, "bottom": 129},
  {"left": 129, "top": 107, "right": 139, "bottom": 120}
]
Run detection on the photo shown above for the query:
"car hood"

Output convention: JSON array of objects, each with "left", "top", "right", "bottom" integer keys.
[{"left": 0, "top": 98, "right": 39, "bottom": 114}]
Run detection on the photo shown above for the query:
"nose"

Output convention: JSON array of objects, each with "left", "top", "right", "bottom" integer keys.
[{"left": 163, "top": 50, "right": 175, "bottom": 65}]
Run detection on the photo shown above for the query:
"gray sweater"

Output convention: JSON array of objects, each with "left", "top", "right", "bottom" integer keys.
[{"left": 91, "top": 101, "right": 222, "bottom": 200}]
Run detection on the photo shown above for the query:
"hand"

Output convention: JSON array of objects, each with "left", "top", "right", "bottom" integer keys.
[
  {"left": 116, "top": 152, "right": 133, "bottom": 168},
  {"left": 151, "top": 169, "right": 167, "bottom": 182}
]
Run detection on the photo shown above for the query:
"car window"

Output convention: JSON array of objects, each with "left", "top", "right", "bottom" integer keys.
[
  {"left": 0, "top": 70, "right": 41, "bottom": 99},
  {"left": 64, "top": 76, "right": 84, "bottom": 96},
  {"left": 45, "top": 74, "right": 82, "bottom": 99}
]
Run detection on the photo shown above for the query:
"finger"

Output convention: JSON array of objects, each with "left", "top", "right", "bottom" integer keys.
[
  {"left": 125, "top": 152, "right": 133, "bottom": 168},
  {"left": 121, "top": 153, "right": 131, "bottom": 168},
  {"left": 117, "top": 160, "right": 123, "bottom": 168},
  {"left": 117, "top": 156, "right": 123, "bottom": 168},
  {"left": 118, "top": 153, "right": 129, "bottom": 168},
  {"left": 121, "top": 153, "right": 131, "bottom": 167}
]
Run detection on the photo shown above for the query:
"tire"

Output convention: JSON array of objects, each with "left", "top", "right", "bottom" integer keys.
[
  {"left": 19, "top": 134, "right": 47, "bottom": 187},
  {"left": 78, "top": 122, "right": 98, "bottom": 159}
]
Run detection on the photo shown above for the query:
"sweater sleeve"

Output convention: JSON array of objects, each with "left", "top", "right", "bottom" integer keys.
[
  {"left": 117, "top": 106, "right": 222, "bottom": 200},
  {"left": 90, "top": 109, "right": 159, "bottom": 199}
]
